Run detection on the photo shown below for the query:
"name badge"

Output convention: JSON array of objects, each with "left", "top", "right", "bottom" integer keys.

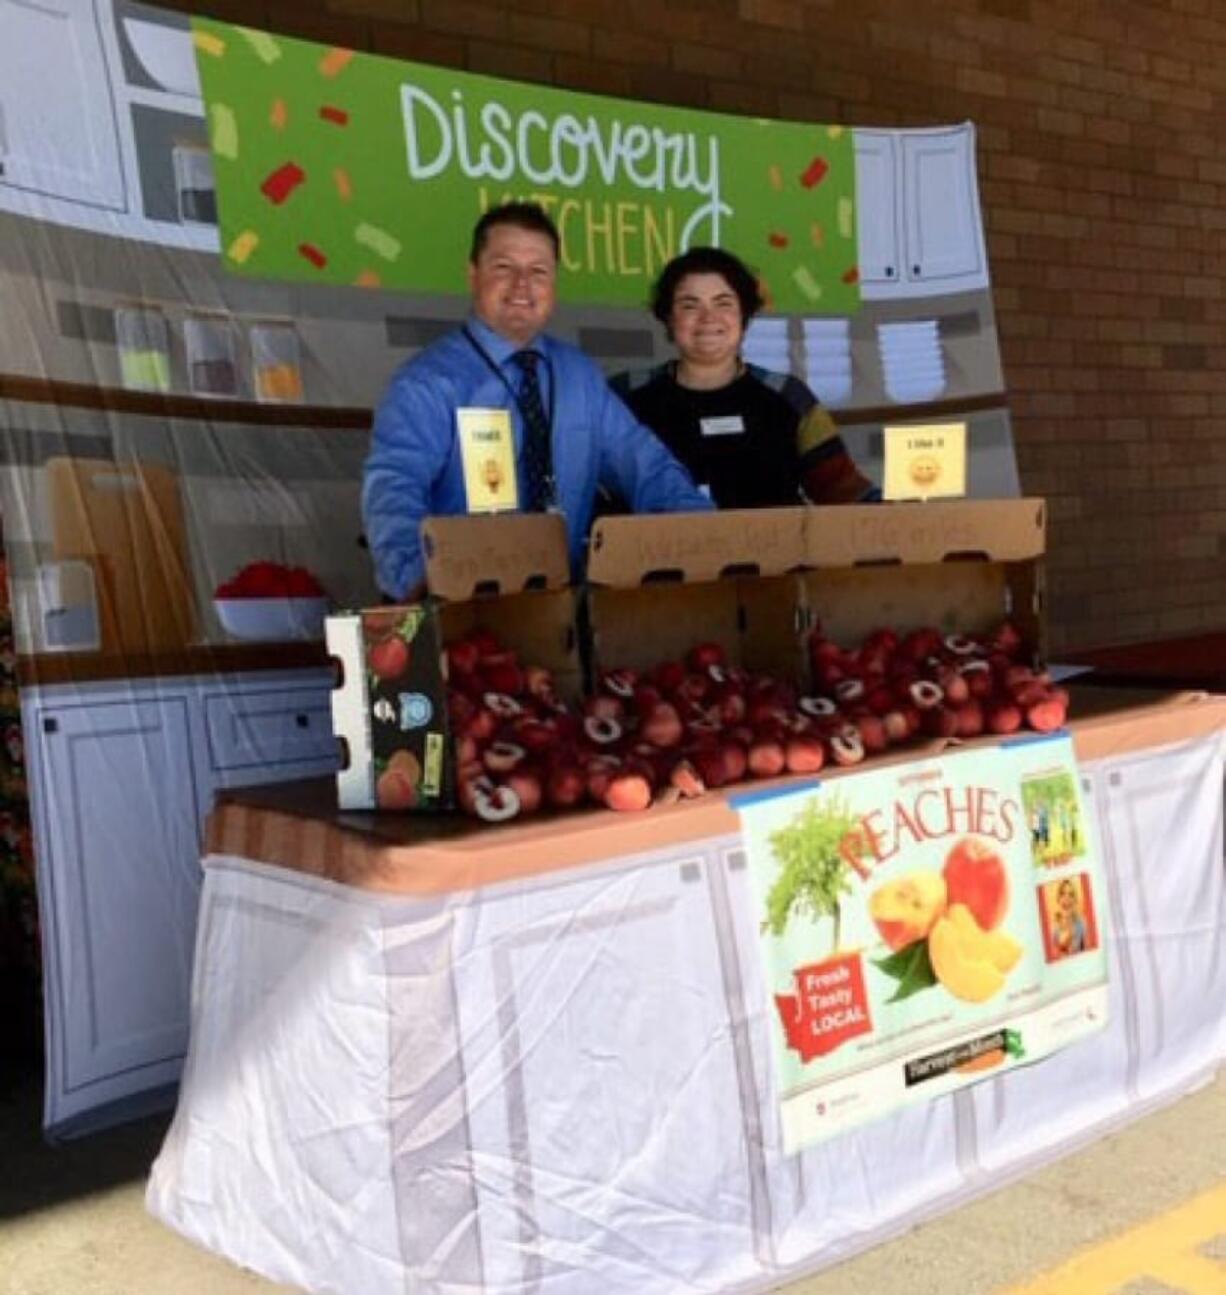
[
  {"left": 456, "top": 407, "right": 518, "bottom": 513},
  {"left": 700, "top": 415, "right": 745, "bottom": 437}
]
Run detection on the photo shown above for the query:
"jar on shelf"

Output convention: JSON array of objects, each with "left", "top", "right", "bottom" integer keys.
[
  {"left": 114, "top": 305, "right": 171, "bottom": 393},
  {"left": 184, "top": 313, "right": 239, "bottom": 398},
  {"left": 172, "top": 144, "right": 217, "bottom": 225},
  {"left": 249, "top": 321, "right": 304, "bottom": 404}
]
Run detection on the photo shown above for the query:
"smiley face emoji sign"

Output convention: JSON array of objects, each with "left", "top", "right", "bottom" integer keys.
[{"left": 909, "top": 455, "right": 942, "bottom": 489}]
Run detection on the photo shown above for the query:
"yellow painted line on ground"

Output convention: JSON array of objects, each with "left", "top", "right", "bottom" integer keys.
[{"left": 999, "top": 1180, "right": 1226, "bottom": 1294}]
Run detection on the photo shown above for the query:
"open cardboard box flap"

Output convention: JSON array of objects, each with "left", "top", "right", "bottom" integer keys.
[
  {"left": 804, "top": 498, "right": 1046, "bottom": 567},
  {"left": 587, "top": 508, "right": 806, "bottom": 587},
  {"left": 586, "top": 501, "right": 1044, "bottom": 588},
  {"left": 801, "top": 498, "right": 1047, "bottom": 663},
  {"left": 422, "top": 513, "right": 569, "bottom": 600}
]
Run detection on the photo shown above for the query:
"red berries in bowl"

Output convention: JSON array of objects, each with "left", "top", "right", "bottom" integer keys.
[{"left": 214, "top": 562, "right": 329, "bottom": 641}]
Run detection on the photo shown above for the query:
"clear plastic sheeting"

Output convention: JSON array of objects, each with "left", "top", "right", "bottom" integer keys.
[{"left": 148, "top": 731, "right": 1226, "bottom": 1295}]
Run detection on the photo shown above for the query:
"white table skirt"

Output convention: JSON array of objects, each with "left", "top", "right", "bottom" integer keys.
[{"left": 147, "top": 728, "right": 1226, "bottom": 1295}]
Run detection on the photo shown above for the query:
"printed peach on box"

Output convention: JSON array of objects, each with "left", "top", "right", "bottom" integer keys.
[{"left": 735, "top": 734, "right": 1110, "bottom": 1152}]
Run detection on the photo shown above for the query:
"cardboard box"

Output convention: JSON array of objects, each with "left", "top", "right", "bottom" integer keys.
[
  {"left": 799, "top": 498, "right": 1046, "bottom": 665},
  {"left": 586, "top": 500, "right": 1046, "bottom": 687},
  {"left": 328, "top": 514, "right": 577, "bottom": 811},
  {"left": 586, "top": 508, "right": 810, "bottom": 683}
]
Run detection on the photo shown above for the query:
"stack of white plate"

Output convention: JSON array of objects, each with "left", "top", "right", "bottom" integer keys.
[
  {"left": 878, "top": 319, "right": 947, "bottom": 403},
  {"left": 741, "top": 317, "right": 792, "bottom": 374},
  {"left": 801, "top": 317, "right": 853, "bottom": 406}
]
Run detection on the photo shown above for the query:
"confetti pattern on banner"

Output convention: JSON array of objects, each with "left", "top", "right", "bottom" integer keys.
[
  {"left": 193, "top": 29, "right": 226, "bottom": 58},
  {"left": 333, "top": 167, "right": 353, "bottom": 201},
  {"left": 810, "top": 222, "right": 824, "bottom": 248},
  {"left": 838, "top": 196, "right": 854, "bottom": 240},
  {"left": 269, "top": 98, "right": 288, "bottom": 131},
  {"left": 238, "top": 27, "right": 282, "bottom": 64},
  {"left": 800, "top": 155, "right": 830, "bottom": 189},
  {"left": 318, "top": 47, "right": 354, "bottom": 78},
  {"left": 841, "top": 265, "right": 859, "bottom": 285},
  {"left": 793, "top": 265, "right": 823, "bottom": 301},
  {"left": 227, "top": 230, "right": 259, "bottom": 263},
  {"left": 355, "top": 222, "right": 402, "bottom": 261},
  {"left": 768, "top": 164, "right": 783, "bottom": 192},
  {"left": 209, "top": 103, "right": 239, "bottom": 160},
  {"left": 768, "top": 231, "right": 789, "bottom": 249},
  {"left": 319, "top": 104, "right": 350, "bottom": 126},
  {"left": 354, "top": 269, "right": 381, "bottom": 288},
  {"left": 261, "top": 161, "right": 306, "bottom": 205},
  {"left": 298, "top": 242, "right": 328, "bottom": 269}
]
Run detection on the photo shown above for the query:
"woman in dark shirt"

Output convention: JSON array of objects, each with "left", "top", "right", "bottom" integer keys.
[{"left": 611, "top": 247, "right": 877, "bottom": 509}]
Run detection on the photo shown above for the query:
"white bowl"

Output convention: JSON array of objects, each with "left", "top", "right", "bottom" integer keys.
[{"left": 214, "top": 597, "right": 329, "bottom": 642}]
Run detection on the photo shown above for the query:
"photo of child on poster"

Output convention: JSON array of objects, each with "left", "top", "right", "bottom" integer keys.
[
  {"left": 1022, "top": 770, "right": 1086, "bottom": 869},
  {"left": 1038, "top": 874, "right": 1100, "bottom": 962}
]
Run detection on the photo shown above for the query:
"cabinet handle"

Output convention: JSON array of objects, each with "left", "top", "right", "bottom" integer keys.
[
  {"left": 912, "top": 264, "right": 921, "bottom": 276},
  {"left": 885, "top": 265, "right": 895, "bottom": 277},
  {"left": 295, "top": 713, "right": 310, "bottom": 728},
  {"left": 43, "top": 716, "right": 58, "bottom": 734}
]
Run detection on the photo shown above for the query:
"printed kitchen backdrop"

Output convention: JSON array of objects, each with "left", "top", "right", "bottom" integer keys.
[
  {"left": 736, "top": 734, "right": 1109, "bottom": 1152},
  {"left": 0, "top": 0, "right": 1017, "bottom": 1135}
]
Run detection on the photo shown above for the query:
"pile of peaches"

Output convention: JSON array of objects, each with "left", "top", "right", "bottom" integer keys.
[{"left": 444, "top": 621, "right": 1069, "bottom": 823}]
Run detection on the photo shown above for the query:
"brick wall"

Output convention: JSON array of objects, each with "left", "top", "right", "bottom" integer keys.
[{"left": 168, "top": 0, "right": 1226, "bottom": 653}]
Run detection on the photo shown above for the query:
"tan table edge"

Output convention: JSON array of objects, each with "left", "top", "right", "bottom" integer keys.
[{"left": 204, "top": 693, "right": 1226, "bottom": 899}]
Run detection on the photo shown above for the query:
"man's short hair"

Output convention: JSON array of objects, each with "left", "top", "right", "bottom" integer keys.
[
  {"left": 650, "top": 247, "right": 765, "bottom": 326},
  {"left": 470, "top": 202, "right": 561, "bottom": 262}
]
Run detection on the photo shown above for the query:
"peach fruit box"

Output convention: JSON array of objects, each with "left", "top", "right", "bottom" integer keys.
[{"left": 326, "top": 500, "right": 1047, "bottom": 812}]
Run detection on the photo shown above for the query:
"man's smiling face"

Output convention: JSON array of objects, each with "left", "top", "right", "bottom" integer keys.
[{"left": 468, "top": 223, "right": 558, "bottom": 347}]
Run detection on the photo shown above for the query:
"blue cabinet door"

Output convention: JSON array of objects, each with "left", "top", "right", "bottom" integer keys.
[{"left": 36, "top": 695, "right": 202, "bottom": 1121}]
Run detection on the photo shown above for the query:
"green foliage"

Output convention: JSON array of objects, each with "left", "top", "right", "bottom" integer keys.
[
  {"left": 872, "top": 939, "right": 937, "bottom": 1003},
  {"left": 763, "top": 796, "right": 867, "bottom": 951}
]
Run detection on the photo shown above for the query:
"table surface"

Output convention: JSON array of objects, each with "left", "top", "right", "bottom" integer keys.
[{"left": 205, "top": 684, "right": 1226, "bottom": 899}]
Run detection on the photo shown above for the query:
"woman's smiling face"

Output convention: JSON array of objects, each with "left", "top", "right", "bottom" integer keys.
[{"left": 668, "top": 272, "right": 745, "bottom": 370}]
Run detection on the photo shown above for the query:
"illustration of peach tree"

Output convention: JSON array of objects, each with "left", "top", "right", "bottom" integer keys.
[{"left": 763, "top": 797, "right": 867, "bottom": 955}]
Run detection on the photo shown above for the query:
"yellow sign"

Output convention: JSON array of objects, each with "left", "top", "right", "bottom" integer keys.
[
  {"left": 883, "top": 421, "right": 967, "bottom": 501},
  {"left": 457, "top": 408, "right": 518, "bottom": 513}
]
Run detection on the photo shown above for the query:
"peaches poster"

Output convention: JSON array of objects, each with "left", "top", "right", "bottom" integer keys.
[{"left": 736, "top": 733, "right": 1108, "bottom": 1152}]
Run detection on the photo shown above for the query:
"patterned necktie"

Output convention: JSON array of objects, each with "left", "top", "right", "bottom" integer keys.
[{"left": 511, "top": 349, "right": 552, "bottom": 511}]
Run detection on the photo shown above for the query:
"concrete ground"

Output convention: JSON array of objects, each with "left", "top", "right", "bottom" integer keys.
[{"left": 1, "top": 1065, "right": 1223, "bottom": 1295}]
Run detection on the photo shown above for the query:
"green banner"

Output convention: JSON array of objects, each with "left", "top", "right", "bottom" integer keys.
[
  {"left": 190, "top": 19, "right": 860, "bottom": 313},
  {"left": 736, "top": 734, "right": 1109, "bottom": 1152}
]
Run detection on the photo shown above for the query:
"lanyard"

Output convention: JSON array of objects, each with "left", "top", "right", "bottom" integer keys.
[{"left": 461, "top": 326, "right": 557, "bottom": 443}]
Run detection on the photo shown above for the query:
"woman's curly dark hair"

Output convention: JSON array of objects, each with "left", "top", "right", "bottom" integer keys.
[{"left": 649, "top": 247, "right": 765, "bottom": 331}]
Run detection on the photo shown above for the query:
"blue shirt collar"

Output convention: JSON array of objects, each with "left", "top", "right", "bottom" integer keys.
[{"left": 466, "top": 314, "right": 548, "bottom": 366}]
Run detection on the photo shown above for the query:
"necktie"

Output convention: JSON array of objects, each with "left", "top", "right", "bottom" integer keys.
[{"left": 511, "top": 350, "right": 552, "bottom": 511}]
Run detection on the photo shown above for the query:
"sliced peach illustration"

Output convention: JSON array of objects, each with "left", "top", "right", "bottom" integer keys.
[
  {"left": 929, "top": 903, "right": 1012, "bottom": 1003},
  {"left": 869, "top": 871, "right": 948, "bottom": 951},
  {"left": 947, "top": 903, "right": 1022, "bottom": 974}
]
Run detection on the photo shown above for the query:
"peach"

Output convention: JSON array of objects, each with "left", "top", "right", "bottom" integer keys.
[
  {"left": 376, "top": 767, "right": 416, "bottom": 811},
  {"left": 943, "top": 836, "right": 1009, "bottom": 931},
  {"left": 604, "top": 772, "right": 653, "bottom": 812},
  {"left": 641, "top": 702, "right": 684, "bottom": 748},
  {"left": 868, "top": 871, "right": 948, "bottom": 951},
  {"left": 947, "top": 903, "right": 1023, "bottom": 973},
  {"left": 928, "top": 903, "right": 1021, "bottom": 1003}
]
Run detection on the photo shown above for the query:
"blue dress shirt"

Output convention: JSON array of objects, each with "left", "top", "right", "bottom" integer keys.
[{"left": 362, "top": 317, "right": 713, "bottom": 599}]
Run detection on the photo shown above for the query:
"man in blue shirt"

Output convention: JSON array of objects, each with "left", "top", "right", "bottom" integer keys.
[{"left": 363, "top": 202, "right": 713, "bottom": 600}]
